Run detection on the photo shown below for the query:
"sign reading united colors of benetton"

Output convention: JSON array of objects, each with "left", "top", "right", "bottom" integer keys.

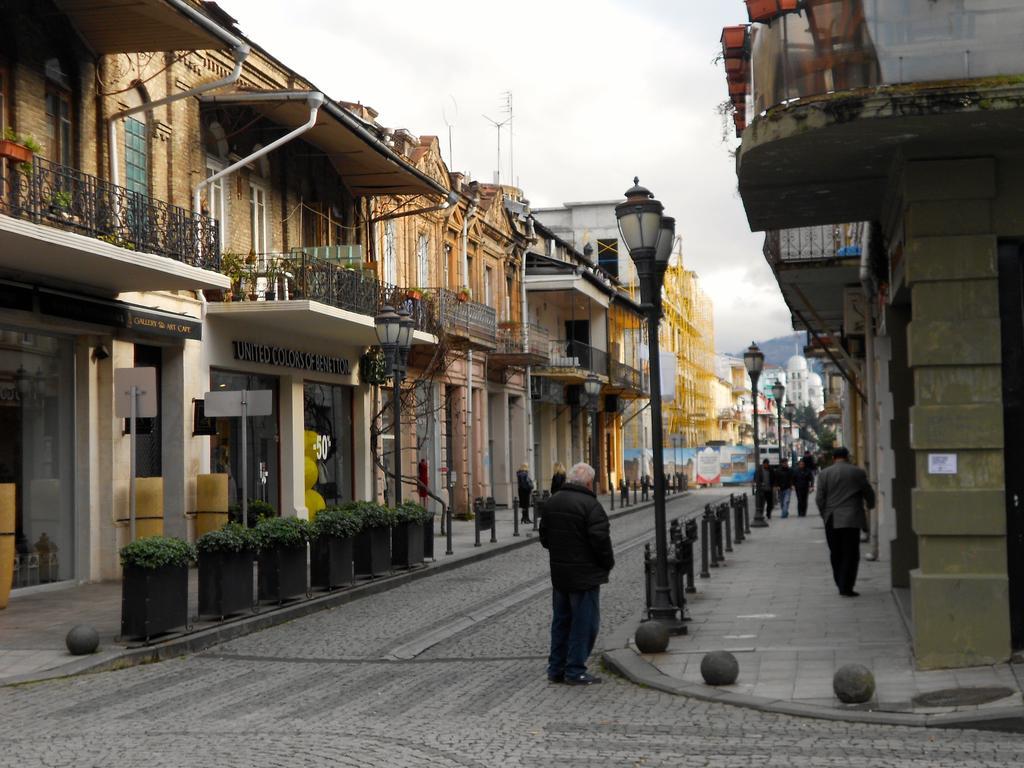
[{"left": 232, "top": 341, "right": 351, "bottom": 375}]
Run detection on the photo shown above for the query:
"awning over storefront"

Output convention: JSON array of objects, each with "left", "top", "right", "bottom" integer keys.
[
  {"left": 54, "top": 0, "right": 239, "bottom": 53},
  {"left": 200, "top": 91, "right": 452, "bottom": 199},
  {"left": 205, "top": 301, "right": 436, "bottom": 347},
  {"left": 0, "top": 215, "right": 230, "bottom": 295}
]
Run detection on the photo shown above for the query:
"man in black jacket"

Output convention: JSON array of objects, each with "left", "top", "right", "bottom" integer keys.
[{"left": 539, "top": 462, "right": 615, "bottom": 685}]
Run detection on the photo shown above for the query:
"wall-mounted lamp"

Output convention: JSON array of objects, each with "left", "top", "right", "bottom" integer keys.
[{"left": 92, "top": 344, "right": 111, "bottom": 362}]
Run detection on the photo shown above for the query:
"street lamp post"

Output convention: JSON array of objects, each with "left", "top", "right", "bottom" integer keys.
[
  {"left": 584, "top": 373, "right": 602, "bottom": 490},
  {"left": 744, "top": 343, "right": 767, "bottom": 527},
  {"left": 784, "top": 401, "right": 796, "bottom": 463},
  {"left": 616, "top": 179, "right": 680, "bottom": 628},
  {"left": 772, "top": 380, "right": 786, "bottom": 464},
  {"left": 375, "top": 305, "right": 414, "bottom": 504}
]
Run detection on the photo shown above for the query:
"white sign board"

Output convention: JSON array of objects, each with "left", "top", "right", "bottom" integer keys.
[
  {"left": 114, "top": 367, "right": 158, "bottom": 418},
  {"left": 696, "top": 447, "right": 722, "bottom": 485},
  {"left": 927, "top": 453, "right": 957, "bottom": 475},
  {"left": 203, "top": 389, "right": 273, "bottom": 417}
]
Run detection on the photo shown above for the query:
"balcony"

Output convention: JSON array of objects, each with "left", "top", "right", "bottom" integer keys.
[
  {"left": 730, "top": 2, "right": 1024, "bottom": 231},
  {"left": 0, "top": 157, "right": 227, "bottom": 293},
  {"left": 530, "top": 376, "right": 565, "bottom": 405},
  {"left": 491, "top": 322, "right": 550, "bottom": 368},
  {"left": 422, "top": 287, "right": 496, "bottom": 350},
  {"left": 534, "top": 339, "right": 608, "bottom": 382},
  {"left": 764, "top": 223, "right": 865, "bottom": 267},
  {"left": 608, "top": 359, "right": 648, "bottom": 399}
]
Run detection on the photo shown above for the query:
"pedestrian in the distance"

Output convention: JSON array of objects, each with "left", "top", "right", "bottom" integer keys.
[
  {"left": 640, "top": 474, "right": 650, "bottom": 501},
  {"left": 550, "top": 462, "right": 566, "bottom": 495},
  {"left": 815, "top": 446, "right": 875, "bottom": 597},
  {"left": 802, "top": 450, "right": 816, "bottom": 475},
  {"left": 539, "top": 462, "right": 614, "bottom": 685},
  {"left": 759, "top": 458, "right": 775, "bottom": 520},
  {"left": 619, "top": 477, "right": 629, "bottom": 506},
  {"left": 517, "top": 463, "right": 534, "bottom": 524},
  {"left": 793, "top": 458, "right": 814, "bottom": 517},
  {"left": 775, "top": 458, "right": 794, "bottom": 518}
]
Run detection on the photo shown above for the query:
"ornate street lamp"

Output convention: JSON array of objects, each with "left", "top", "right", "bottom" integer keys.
[
  {"left": 584, "top": 373, "right": 602, "bottom": 480},
  {"left": 616, "top": 178, "right": 681, "bottom": 630},
  {"left": 772, "top": 380, "right": 785, "bottom": 458},
  {"left": 743, "top": 342, "right": 767, "bottom": 527},
  {"left": 375, "top": 305, "right": 415, "bottom": 503},
  {"left": 784, "top": 401, "right": 796, "bottom": 463}
]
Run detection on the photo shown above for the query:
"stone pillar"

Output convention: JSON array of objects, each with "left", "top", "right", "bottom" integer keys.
[
  {"left": 886, "top": 303, "right": 917, "bottom": 588},
  {"left": 901, "top": 158, "right": 1010, "bottom": 667}
]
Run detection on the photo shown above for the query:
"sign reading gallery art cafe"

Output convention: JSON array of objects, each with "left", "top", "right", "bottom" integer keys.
[{"left": 232, "top": 341, "right": 351, "bottom": 375}]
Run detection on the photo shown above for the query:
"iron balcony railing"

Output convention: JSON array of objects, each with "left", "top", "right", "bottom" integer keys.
[
  {"left": 531, "top": 376, "right": 565, "bottom": 405},
  {"left": 763, "top": 223, "right": 865, "bottom": 267},
  {"left": 537, "top": 339, "right": 609, "bottom": 378},
  {"left": 234, "top": 252, "right": 436, "bottom": 335},
  {"left": 496, "top": 322, "right": 550, "bottom": 358},
  {"left": 610, "top": 359, "right": 644, "bottom": 392},
  {"left": 423, "top": 287, "right": 496, "bottom": 348},
  {"left": 1, "top": 156, "right": 219, "bottom": 270}
]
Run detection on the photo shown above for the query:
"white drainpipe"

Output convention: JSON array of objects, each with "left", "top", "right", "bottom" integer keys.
[
  {"left": 193, "top": 92, "right": 323, "bottom": 215},
  {"left": 110, "top": 43, "right": 250, "bottom": 190}
]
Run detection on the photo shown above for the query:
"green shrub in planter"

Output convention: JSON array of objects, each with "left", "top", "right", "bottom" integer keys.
[
  {"left": 391, "top": 502, "right": 428, "bottom": 569},
  {"left": 348, "top": 501, "right": 393, "bottom": 577},
  {"left": 196, "top": 524, "right": 255, "bottom": 619},
  {"left": 253, "top": 516, "right": 310, "bottom": 602},
  {"left": 119, "top": 536, "right": 195, "bottom": 640},
  {"left": 394, "top": 501, "right": 432, "bottom": 525},
  {"left": 228, "top": 498, "right": 276, "bottom": 527},
  {"left": 311, "top": 507, "right": 361, "bottom": 590}
]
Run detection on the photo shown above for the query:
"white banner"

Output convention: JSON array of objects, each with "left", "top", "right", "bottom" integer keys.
[{"left": 660, "top": 352, "right": 677, "bottom": 402}]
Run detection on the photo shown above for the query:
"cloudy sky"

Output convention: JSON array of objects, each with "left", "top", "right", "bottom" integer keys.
[{"left": 217, "top": 0, "right": 792, "bottom": 353}]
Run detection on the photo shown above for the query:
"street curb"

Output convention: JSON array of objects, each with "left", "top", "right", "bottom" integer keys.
[
  {"left": 4, "top": 492, "right": 688, "bottom": 688},
  {"left": 601, "top": 647, "right": 1024, "bottom": 733}
]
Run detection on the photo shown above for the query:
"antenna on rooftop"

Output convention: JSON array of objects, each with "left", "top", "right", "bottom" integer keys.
[
  {"left": 441, "top": 95, "right": 458, "bottom": 170},
  {"left": 483, "top": 90, "right": 512, "bottom": 186}
]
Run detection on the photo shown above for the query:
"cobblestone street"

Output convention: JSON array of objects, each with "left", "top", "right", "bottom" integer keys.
[{"left": 3, "top": 491, "right": 1024, "bottom": 767}]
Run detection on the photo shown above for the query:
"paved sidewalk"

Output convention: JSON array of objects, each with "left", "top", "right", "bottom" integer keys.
[
  {"left": 603, "top": 509, "right": 1024, "bottom": 730},
  {"left": 0, "top": 489, "right": 673, "bottom": 686}
]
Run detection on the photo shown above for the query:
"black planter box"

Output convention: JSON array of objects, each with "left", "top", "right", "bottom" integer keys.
[
  {"left": 121, "top": 563, "right": 189, "bottom": 641},
  {"left": 354, "top": 526, "right": 390, "bottom": 577},
  {"left": 391, "top": 520, "right": 424, "bottom": 569},
  {"left": 423, "top": 517, "right": 434, "bottom": 560},
  {"left": 257, "top": 545, "right": 308, "bottom": 603},
  {"left": 198, "top": 550, "right": 254, "bottom": 619},
  {"left": 310, "top": 535, "right": 354, "bottom": 590}
]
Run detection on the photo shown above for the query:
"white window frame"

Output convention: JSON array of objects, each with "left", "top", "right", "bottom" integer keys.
[
  {"left": 384, "top": 220, "right": 397, "bottom": 286},
  {"left": 206, "top": 158, "right": 227, "bottom": 252},
  {"left": 484, "top": 265, "right": 493, "bottom": 307},
  {"left": 417, "top": 233, "right": 430, "bottom": 287},
  {"left": 249, "top": 181, "right": 268, "bottom": 259}
]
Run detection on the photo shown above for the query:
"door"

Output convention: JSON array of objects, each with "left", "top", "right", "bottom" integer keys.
[{"left": 998, "top": 242, "right": 1024, "bottom": 649}]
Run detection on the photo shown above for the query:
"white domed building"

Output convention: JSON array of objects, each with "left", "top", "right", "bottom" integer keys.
[
  {"left": 807, "top": 371, "right": 825, "bottom": 412},
  {"left": 785, "top": 354, "right": 811, "bottom": 408}
]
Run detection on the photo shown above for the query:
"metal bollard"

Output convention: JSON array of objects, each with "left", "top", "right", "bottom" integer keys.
[
  {"left": 633, "top": 481, "right": 638, "bottom": 506},
  {"left": 724, "top": 503, "right": 733, "bottom": 553},
  {"left": 715, "top": 505, "right": 726, "bottom": 564},
  {"left": 473, "top": 498, "right": 481, "bottom": 547},
  {"left": 708, "top": 507, "right": 720, "bottom": 568},
  {"left": 669, "top": 518, "right": 681, "bottom": 546},
  {"left": 490, "top": 506, "right": 497, "bottom": 544},
  {"left": 684, "top": 519, "right": 698, "bottom": 592},
  {"left": 446, "top": 502, "right": 454, "bottom": 555},
  {"left": 700, "top": 513, "right": 711, "bottom": 578},
  {"left": 512, "top": 498, "right": 520, "bottom": 537},
  {"left": 743, "top": 492, "right": 751, "bottom": 534},
  {"left": 733, "top": 496, "right": 745, "bottom": 544},
  {"left": 643, "top": 543, "right": 652, "bottom": 613}
]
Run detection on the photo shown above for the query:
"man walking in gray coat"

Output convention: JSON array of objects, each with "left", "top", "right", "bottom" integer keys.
[{"left": 815, "top": 447, "right": 875, "bottom": 597}]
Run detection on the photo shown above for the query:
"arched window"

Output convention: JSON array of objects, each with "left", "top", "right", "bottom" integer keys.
[{"left": 123, "top": 87, "right": 149, "bottom": 197}]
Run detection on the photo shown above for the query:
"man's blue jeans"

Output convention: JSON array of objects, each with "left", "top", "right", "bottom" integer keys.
[
  {"left": 548, "top": 587, "right": 600, "bottom": 679},
  {"left": 779, "top": 488, "right": 792, "bottom": 518}
]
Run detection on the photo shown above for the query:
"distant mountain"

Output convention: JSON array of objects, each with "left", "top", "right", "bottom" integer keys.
[{"left": 732, "top": 332, "right": 811, "bottom": 370}]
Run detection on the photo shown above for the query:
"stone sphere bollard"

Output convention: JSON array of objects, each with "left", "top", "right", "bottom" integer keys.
[
  {"left": 65, "top": 625, "right": 100, "bottom": 656},
  {"left": 634, "top": 621, "right": 670, "bottom": 654},
  {"left": 833, "top": 663, "right": 875, "bottom": 703},
  {"left": 700, "top": 650, "right": 740, "bottom": 686}
]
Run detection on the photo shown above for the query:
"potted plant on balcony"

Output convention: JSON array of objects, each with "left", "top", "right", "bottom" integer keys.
[
  {"left": 119, "top": 535, "right": 195, "bottom": 641},
  {"left": 221, "top": 252, "right": 246, "bottom": 301},
  {"left": 406, "top": 287, "right": 423, "bottom": 301},
  {"left": 351, "top": 501, "right": 394, "bottom": 578},
  {"left": 252, "top": 516, "right": 311, "bottom": 603},
  {"left": 196, "top": 522, "right": 256, "bottom": 620},
  {"left": 0, "top": 128, "right": 41, "bottom": 174},
  {"left": 310, "top": 505, "right": 361, "bottom": 590},
  {"left": 456, "top": 286, "right": 472, "bottom": 302},
  {"left": 391, "top": 501, "right": 430, "bottom": 569}
]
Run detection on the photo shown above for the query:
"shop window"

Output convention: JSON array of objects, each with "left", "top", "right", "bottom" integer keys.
[
  {"left": 210, "top": 371, "right": 279, "bottom": 513},
  {"left": 2, "top": 331, "right": 75, "bottom": 589},
  {"left": 303, "top": 382, "right": 353, "bottom": 507}
]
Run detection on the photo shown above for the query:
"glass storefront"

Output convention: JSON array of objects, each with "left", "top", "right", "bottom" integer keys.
[
  {"left": 0, "top": 329, "right": 75, "bottom": 589},
  {"left": 209, "top": 370, "right": 280, "bottom": 513},
  {"left": 303, "top": 381, "right": 353, "bottom": 507}
]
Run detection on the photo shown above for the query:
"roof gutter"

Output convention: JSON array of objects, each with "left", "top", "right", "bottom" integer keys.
[{"left": 193, "top": 92, "right": 324, "bottom": 214}]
